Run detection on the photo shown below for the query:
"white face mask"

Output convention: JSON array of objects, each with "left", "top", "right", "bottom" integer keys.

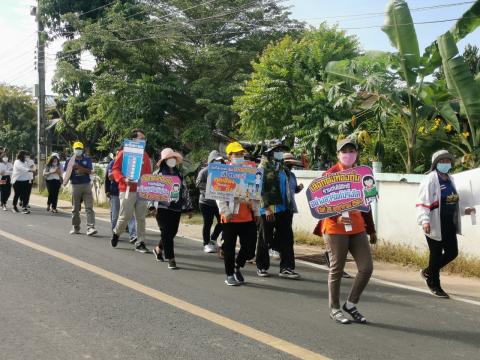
[
  {"left": 25, "top": 156, "right": 30, "bottom": 162},
  {"left": 2, "top": 157, "right": 8, "bottom": 163},
  {"left": 231, "top": 156, "right": 244, "bottom": 165},
  {"left": 273, "top": 152, "right": 284, "bottom": 161},
  {"left": 166, "top": 158, "right": 177, "bottom": 168},
  {"left": 74, "top": 149, "right": 83, "bottom": 157}
]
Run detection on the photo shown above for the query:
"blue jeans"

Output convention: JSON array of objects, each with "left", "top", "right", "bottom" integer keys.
[{"left": 110, "top": 195, "right": 137, "bottom": 239}]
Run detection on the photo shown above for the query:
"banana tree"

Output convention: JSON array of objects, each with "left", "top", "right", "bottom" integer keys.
[
  {"left": 325, "top": 0, "right": 480, "bottom": 172},
  {"left": 437, "top": 31, "right": 480, "bottom": 164}
]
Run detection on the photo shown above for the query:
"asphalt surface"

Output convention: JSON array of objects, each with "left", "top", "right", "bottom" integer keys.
[{"left": 0, "top": 206, "right": 479, "bottom": 360}]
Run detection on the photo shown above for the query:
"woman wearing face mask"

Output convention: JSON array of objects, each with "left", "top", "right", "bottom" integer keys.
[
  {"left": 43, "top": 153, "right": 63, "bottom": 213},
  {"left": 151, "top": 148, "right": 193, "bottom": 270},
  {"left": 0, "top": 152, "right": 13, "bottom": 211},
  {"left": 11, "top": 150, "right": 34, "bottom": 214},
  {"left": 320, "top": 138, "right": 376, "bottom": 324},
  {"left": 417, "top": 150, "right": 476, "bottom": 298}
]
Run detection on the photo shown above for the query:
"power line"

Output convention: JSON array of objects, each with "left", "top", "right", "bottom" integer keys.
[{"left": 297, "top": 1, "right": 475, "bottom": 21}]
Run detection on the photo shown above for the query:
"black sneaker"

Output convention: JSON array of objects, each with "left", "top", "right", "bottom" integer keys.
[
  {"left": 153, "top": 247, "right": 164, "bottom": 262},
  {"left": 342, "top": 271, "right": 352, "bottom": 279},
  {"left": 22, "top": 208, "right": 30, "bottom": 214},
  {"left": 225, "top": 275, "right": 240, "bottom": 286},
  {"left": 129, "top": 236, "right": 138, "bottom": 244},
  {"left": 111, "top": 233, "right": 119, "bottom": 248},
  {"left": 429, "top": 286, "right": 449, "bottom": 298},
  {"left": 234, "top": 268, "right": 245, "bottom": 284},
  {"left": 135, "top": 242, "right": 150, "bottom": 253},
  {"left": 2, "top": 205, "right": 7, "bottom": 211},
  {"left": 279, "top": 268, "right": 300, "bottom": 279},
  {"left": 12, "top": 206, "right": 19, "bottom": 213},
  {"left": 46, "top": 205, "right": 50, "bottom": 212},
  {"left": 342, "top": 303, "right": 367, "bottom": 323},
  {"left": 257, "top": 269, "right": 270, "bottom": 277},
  {"left": 168, "top": 258, "right": 178, "bottom": 269}
]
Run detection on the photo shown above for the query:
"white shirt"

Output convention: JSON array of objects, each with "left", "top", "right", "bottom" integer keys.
[
  {"left": 12, "top": 160, "right": 32, "bottom": 183},
  {"left": 0, "top": 162, "right": 13, "bottom": 177},
  {"left": 43, "top": 163, "right": 62, "bottom": 181}
]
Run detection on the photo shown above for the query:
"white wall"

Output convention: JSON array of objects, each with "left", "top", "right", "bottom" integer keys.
[{"left": 292, "top": 169, "right": 480, "bottom": 257}]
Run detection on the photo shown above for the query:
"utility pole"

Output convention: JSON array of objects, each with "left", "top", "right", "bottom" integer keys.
[{"left": 31, "top": 3, "right": 45, "bottom": 191}]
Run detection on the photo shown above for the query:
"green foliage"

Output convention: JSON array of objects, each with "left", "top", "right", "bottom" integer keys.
[
  {"left": 0, "top": 85, "right": 36, "bottom": 156},
  {"left": 234, "top": 24, "right": 359, "bottom": 163},
  {"left": 41, "top": 0, "right": 304, "bottom": 161}
]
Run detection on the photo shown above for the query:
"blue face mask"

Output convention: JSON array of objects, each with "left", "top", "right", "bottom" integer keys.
[{"left": 437, "top": 163, "right": 452, "bottom": 174}]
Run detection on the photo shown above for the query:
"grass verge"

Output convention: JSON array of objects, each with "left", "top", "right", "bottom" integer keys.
[{"left": 372, "top": 240, "right": 480, "bottom": 278}]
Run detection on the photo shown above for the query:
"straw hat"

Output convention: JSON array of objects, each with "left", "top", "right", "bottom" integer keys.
[
  {"left": 159, "top": 148, "right": 183, "bottom": 165},
  {"left": 283, "top": 152, "right": 302, "bottom": 166}
]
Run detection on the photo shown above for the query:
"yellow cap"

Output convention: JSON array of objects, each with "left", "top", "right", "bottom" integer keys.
[
  {"left": 73, "top": 141, "right": 84, "bottom": 149},
  {"left": 225, "top": 142, "right": 245, "bottom": 155}
]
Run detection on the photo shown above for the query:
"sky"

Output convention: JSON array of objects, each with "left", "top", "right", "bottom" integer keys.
[{"left": 0, "top": 0, "right": 479, "bottom": 95}]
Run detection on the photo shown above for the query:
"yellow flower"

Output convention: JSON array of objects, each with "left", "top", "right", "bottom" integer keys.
[
  {"left": 434, "top": 117, "right": 442, "bottom": 126},
  {"left": 462, "top": 131, "right": 470, "bottom": 138},
  {"left": 418, "top": 126, "right": 425, "bottom": 134},
  {"left": 431, "top": 125, "right": 440, "bottom": 131},
  {"left": 444, "top": 124, "right": 454, "bottom": 133}
]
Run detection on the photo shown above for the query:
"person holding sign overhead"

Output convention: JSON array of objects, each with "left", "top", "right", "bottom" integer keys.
[
  {"left": 63, "top": 142, "right": 97, "bottom": 235},
  {"left": 111, "top": 129, "right": 151, "bottom": 253},
  {"left": 417, "top": 150, "right": 476, "bottom": 298},
  {"left": 151, "top": 148, "right": 193, "bottom": 269},
  {"left": 320, "top": 137, "right": 376, "bottom": 325}
]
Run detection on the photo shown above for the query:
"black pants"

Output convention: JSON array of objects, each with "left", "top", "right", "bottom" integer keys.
[
  {"left": 0, "top": 176, "right": 12, "bottom": 205},
  {"left": 13, "top": 180, "right": 30, "bottom": 208},
  {"left": 199, "top": 203, "right": 223, "bottom": 246},
  {"left": 256, "top": 211, "right": 295, "bottom": 271},
  {"left": 156, "top": 208, "right": 181, "bottom": 260},
  {"left": 426, "top": 216, "right": 458, "bottom": 287},
  {"left": 46, "top": 179, "right": 61, "bottom": 209},
  {"left": 222, "top": 221, "right": 257, "bottom": 276}
]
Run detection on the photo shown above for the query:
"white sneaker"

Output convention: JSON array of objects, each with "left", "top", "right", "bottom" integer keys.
[
  {"left": 269, "top": 249, "right": 280, "bottom": 259},
  {"left": 203, "top": 241, "right": 217, "bottom": 253},
  {"left": 70, "top": 228, "right": 80, "bottom": 235},
  {"left": 86, "top": 227, "right": 98, "bottom": 236}
]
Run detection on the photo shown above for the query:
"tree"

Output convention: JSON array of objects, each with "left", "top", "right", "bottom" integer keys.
[
  {"left": 326, "top": 0, "right": 480, "bottom": 172},
  {"left": 40, "top": 0, "right": 304, "bottom": 161},
  {"left": 234, "top": 24, "right": 359, "bottom": 163},
  {"left": 0, "top": 85, "right": 36, "bottom": 156}
]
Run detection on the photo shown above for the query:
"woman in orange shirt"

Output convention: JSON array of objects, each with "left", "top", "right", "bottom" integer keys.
[{"left": 321, "top": 138, "right": 377, "bottom": 324}]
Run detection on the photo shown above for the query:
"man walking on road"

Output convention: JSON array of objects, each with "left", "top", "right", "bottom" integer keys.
[
  {"left": 63, "top": 141, "right": 97, "bottom": 236},
  {"left": 110, "top": 129, "right": 152, "bottom": 253}
]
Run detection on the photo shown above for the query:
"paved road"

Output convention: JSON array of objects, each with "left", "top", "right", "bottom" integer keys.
[{"left": 0, "top": 206, "right": 479, "bottom": 360}]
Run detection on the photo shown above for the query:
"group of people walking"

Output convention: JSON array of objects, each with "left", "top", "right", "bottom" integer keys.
[{"left": 0, "top": 130, "right": 475, "bottom": 325}]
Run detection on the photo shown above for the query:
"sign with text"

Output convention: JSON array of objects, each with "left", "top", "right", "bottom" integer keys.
[
  {"left": 137, "top": 174, "right": 181, "bottom": 202},
  {"left": 205, "top": 163, "right": 263, "bottom": 202},
  {"left": 306, "top": 166, "right": 378, "bottom": 219},
  {"left": 121, "top": 139, "right": 146, "bottom": 182}
]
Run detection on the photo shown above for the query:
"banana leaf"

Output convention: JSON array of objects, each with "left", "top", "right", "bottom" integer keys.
[
  {"left": 324, "top": 60, "right": 361, "bottom": 84},
  {"left": 438, "top": 31, "right": 480, "bottom": 147},
  {"left": 450, "top": 0, "right": 480, "bottom": 42},
  {"left": 421, "top": 0, "right": 480, "bottom": 76},
  {"left": 382, "top": 0, "right": 420, "bottom": 86}
]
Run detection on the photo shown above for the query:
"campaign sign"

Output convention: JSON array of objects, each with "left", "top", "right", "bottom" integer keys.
[
  {"left": 205, "top": 163, "right": 263, "bottom": 202},
  {"left": 306, "top": 166, "right": 378, "bottom": 220},
  {"left": 138, "top": 174, "right": 181, "bottom": 202},
  {"left": 122, "top": 139, "right": 146, "bottom": 182}
]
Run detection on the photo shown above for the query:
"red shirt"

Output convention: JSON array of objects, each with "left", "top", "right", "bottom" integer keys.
[{"left": 112, "top": 150, "right": 152, "bottom": 193}]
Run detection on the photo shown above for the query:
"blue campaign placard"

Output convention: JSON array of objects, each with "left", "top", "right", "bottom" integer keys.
[
  {"left": 122, "top": 139, "right": 146, "bottom": 182},
  {"left": 205, "top": 162, "right": 263, "bottom": 202}
]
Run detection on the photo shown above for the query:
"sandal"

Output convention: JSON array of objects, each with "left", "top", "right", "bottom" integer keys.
[
  {"left": 330, "top": 310, "right": 351, "bottom": 324},
  {"left": 342, "top": 304, "right": 367, "bottom": 323}
]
